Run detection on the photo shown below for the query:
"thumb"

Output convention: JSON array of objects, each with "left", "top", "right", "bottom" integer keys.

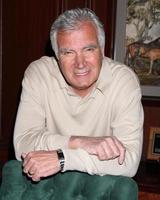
[{"left": 21, "top": 153, "right": 27, "bottom": 159}]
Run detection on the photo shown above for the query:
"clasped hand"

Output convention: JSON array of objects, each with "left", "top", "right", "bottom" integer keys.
[
  {"left": 22, "top": 150, "right": 60, "bottom": 182},
  {"left": 69, "top": 136, "right": 126, "bottom": 165}
]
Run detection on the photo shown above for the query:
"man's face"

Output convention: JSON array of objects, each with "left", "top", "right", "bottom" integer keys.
[{"left": 57, "top": 21, "right": 103, "bottom": 97}]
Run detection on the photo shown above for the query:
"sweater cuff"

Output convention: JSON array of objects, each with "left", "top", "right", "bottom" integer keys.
[{"left": 62, "top": 148, "right": 96, "bottom": 174}]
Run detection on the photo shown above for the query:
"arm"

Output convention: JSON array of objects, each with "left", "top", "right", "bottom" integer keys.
[
  {"left": 69, "top": 135, "right": 126, "bottom": 164},
  {"left": 13, "top": 60, "right": 70, "bottom": 160},
  {"left": 62, "top": 73, "right": 144, "bottom": 177}
]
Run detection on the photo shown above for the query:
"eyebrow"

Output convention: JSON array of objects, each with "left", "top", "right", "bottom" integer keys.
[
  {"left": 59, "top": 44, "right": 98, "bottom": 53},
  {"left": 83, "top": 44, "right": 98, "bottom": 49},
  {"left": 59, "top": 48, "right": 74, "bottom": 53}
]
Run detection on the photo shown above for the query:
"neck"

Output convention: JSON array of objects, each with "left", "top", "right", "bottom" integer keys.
[{"left": 72, "top": 84, "right": 96, "bottom": 97}]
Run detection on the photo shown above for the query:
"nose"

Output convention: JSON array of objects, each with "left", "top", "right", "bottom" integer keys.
[{"left": 75, "top": 53, "right": 85, "bottom": 68}]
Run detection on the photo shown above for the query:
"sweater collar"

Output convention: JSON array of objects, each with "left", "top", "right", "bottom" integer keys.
[
  {"left": 52, "top": 57, "right": 69, "bottom": 89},
  {"left": 94, "top": 57, "right": 113, "bottom": 94}
]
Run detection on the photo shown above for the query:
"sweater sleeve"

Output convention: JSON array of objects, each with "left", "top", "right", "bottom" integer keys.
[
  {"left": 13, "top": 59, "right": 70, "bottom": 160},
  {"left": 62, "top": 70, "right": 144, "bottom": 177}
]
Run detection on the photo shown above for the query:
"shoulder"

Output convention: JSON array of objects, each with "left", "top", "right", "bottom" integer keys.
[
  {"left": 25, "top": 56, "right": 57, "bottom": 75},
  {"left": 103, "top": 57, "right": 140, "bottom": 88},
  {"left": 24, "top": 56, "right": 58, "bottom": 81}
]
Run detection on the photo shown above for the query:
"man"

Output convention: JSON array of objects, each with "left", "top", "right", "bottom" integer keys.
[{"left": 14, "top": 8, "right": 143, "bottom": 183}]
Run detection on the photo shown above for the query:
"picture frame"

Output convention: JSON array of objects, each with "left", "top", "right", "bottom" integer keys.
[
  {"left": 147, "top": 127, "right": 160, "bottom": 160},
  {"left": 114, "top": 0, "right": 160, "bottom": 99}
]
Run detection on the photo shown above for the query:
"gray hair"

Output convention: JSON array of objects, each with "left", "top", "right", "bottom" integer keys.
[{"left": 50, "top": 8, "right": 105, "bottom": 57}]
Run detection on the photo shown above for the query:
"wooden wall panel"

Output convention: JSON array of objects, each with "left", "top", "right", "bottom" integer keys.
[
  {"left": 1, "top": 0, "right": 60, "bottom": 161},
  {"left": 60, "top": 0, "right": 89, "bottom": 10},
  {"left": 139, "top": 191, "right": 160, "bottom": 200},
  {"left": 0, "top": 0, "right": 2, "bottom": 140},
  {"left": 90, "top": 0, "right": 116, "bottom": 56}
]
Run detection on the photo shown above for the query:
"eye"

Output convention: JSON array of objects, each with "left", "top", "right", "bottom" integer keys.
[
  {"left": 59, "top": 49, "right": 75, "bottom": 57},
  {"left": 86, "top": 47, "right": 95, "bottom": 52},
  {"left": 63, "top": 51, "right": 74, "bottom": 56},
  {"left": 84, "top": 46, "right": 97, "bottom": 53}
]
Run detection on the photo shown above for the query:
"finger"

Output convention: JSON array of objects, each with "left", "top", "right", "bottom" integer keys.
[
  {"left": 23, "top": 162, "right": 33, "bottom": 174},
  {"left": 118, "top": 148, "right": 126, "bottom": 165},
  {"left": 23, "top": 154, "right": 30, "bottom": 167},
  {"left": 99, "top": 140, "right": 113, "bottom": 160},
  {"left": 32, "top": 175, "right": 41, "bottom": 182},
  {"left": 23, "top": 156, "right": 35, "bottom": 174},
  {"left": 27, "top": 165, "right": 37, "bottom": 177},
  {"left": 21, "top": 153, "right": 27, "bottom": 159},
  {"left": 114, "top": 138, "right": 126, "bottom": 164},
  {"left": 27, "top": 171, "right": 34, "bottom": 178},
  {"left": 96, "top": 145, "right": 107, "bottom": 160},
  {"left": 105, "top": 137, "right": 120, "bottom": 156},
  {"left": 99, "top": 138, "right": 119, "bottom": 161},
  {"left": 83, "top": 144, "right": 97, "bottom": 155},
  {"left": 23, "top": 151, "right": 36, "bottom": 168}
]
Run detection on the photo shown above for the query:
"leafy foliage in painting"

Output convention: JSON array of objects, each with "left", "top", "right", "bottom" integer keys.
[{"left": 125, "top": 0, "right": 160, "bottom": 86}]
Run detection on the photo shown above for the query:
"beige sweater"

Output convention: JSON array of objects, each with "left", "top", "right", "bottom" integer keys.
[{"left": 14, "top": 56, "right": 144, "bottom": 177}]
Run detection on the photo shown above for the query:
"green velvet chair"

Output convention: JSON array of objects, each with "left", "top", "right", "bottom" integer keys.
[{"left": 0, "top": 160, "right": 138, "bottom": 200}]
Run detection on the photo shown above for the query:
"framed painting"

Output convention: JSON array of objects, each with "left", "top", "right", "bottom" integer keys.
[
  {"left": 147, "top": 127, "right": 160, "bottom": 160},
  {"left": 114, "top": 0, "right": 160, "bottom": 98}
]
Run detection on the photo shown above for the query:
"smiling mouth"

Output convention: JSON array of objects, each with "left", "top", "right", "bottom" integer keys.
[{"left": 75, "top": 71, "right": 90, "bottom": 76}]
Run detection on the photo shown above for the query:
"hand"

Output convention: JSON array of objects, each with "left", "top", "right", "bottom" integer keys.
[
  {"left": 69, "top": 136, "right": 126, "bottom": 164},
  {"left": 22, "top": 150, "right": 60, "bottom": 182}
]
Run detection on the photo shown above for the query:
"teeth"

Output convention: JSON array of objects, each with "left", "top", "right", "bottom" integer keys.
[
  {"left": 76, "top": 72, "right": 88, "bottom": 76},
  {"left": 75, "top": 70, "right": 89, "bottom": 75}
]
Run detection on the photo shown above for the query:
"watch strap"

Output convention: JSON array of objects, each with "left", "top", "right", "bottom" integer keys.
[{"left": 56, "top": 149, "right": 65, "bottom": 171}]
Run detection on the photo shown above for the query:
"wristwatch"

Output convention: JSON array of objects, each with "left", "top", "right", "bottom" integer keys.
[{"left": 56, "top": 149, "right": 65, "bottom": 171}]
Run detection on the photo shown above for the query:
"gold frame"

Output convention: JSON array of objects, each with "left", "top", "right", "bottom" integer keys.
[{"left": 147, "top": 127, "right": 160, "bottom": 160}]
